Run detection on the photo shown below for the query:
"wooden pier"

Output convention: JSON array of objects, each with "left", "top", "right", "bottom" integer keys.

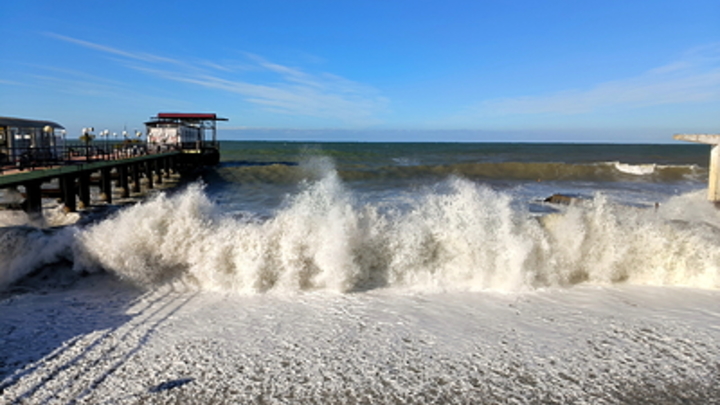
[
  {"left": 0, "top": 112, "right": 226, "bottom": 217},
  {"left": 0, "top": 152, "right": 181, "bottom": 216}
]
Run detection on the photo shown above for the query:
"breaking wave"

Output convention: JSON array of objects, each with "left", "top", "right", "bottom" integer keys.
[
  {"left": 0, "top": 226, "right": 74, "bottom": 289},
  {"left": 66, "top": 164, "right": 720, "bottom": 293}
]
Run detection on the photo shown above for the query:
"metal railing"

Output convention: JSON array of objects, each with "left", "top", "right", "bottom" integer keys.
[
  {"left": 0, "top": 141, "right": 152, "bottom": 174},
  {"left": 0, "top": 140, "right": 220, "bottom": 175}
]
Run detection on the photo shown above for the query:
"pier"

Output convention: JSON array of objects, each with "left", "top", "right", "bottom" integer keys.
[
  {"left": 674, "top": 133, "right": 720, "bottom": 202},
  {"left": 0, "top": 152, "right": 180, "bottom": 215},
  {"left": 0, "top": 113, "right": 226, "bottom": 217}
]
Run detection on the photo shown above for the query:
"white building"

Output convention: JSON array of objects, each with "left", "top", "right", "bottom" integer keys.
[{"left": 144, "top": 113, "right": 226, "bottom": 151}]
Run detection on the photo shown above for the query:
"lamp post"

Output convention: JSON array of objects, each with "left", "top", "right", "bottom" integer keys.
[
  {"left": 60, "top": 129, "right": 66, "bottom": 162},
  {"left": 81, "top": 127, "right": 95, "bottom": 162},
  {"left": 111, "top": 132, "right": 117, "bottom": 160},
  {"left": 43, "top": 125, "right": 53, "bottom": 165},
  {"left": 100, "top": 130, "right": 110, "bottom": 160},
  {"left": 135, "top": 130, "right": 144, "bottom": 155},
  {"left": 117, "top": 131, "right": 124, "bottom": 159}
]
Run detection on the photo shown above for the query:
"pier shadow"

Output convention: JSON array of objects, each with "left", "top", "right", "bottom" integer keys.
[
  {"left": 0, "top": 271, "right": 138, "bottom": 385},
  {"left": 0, "top": 267, "right": 192, "bottom": 403}
]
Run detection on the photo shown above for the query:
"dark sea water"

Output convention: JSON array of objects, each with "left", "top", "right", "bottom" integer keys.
[{"left": 209, "top": 141, "right": 708, "bottom": 216}]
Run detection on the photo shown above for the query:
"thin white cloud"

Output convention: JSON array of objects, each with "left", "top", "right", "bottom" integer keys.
[
  {"left": 47, "top": 33, "right": 183, "bottom": 65},
  {"left": 47, "top": 33, "right": 388, "bottom": 124},
  {"left": 0, "top": 79, "right": 25, "bottom": 86},
  {"left": 468, "top": 44, "right": 720, "bottom": 117}
]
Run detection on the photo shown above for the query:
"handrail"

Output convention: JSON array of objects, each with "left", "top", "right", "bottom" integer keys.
[{"left": 0, "top": 142, "right": 167, "bottom": 174}]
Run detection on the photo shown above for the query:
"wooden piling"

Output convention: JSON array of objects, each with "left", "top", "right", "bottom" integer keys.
[
  {"left": 23, "top": 181, "right": 43, "bottom": 217},
  {"left": 132, "top": 163, "right": 141, "bottom": 193},
  {"left": 118, "top": 165, "right": 130, "bottom": 198},
  {"left": 60, "top": 174, "right": 77, "bottom": 212},
  {"left": 78, "top": 172, "right": 91, "bottom": 209},
  {"left": 100, "top": 167, "right": 113, "bottom": 203},
  {"left": 155, "top": 160, "right": 163, "bottom": 185},
  {"left": 145, "top": 161, "right": 154, "bottom": 189}
]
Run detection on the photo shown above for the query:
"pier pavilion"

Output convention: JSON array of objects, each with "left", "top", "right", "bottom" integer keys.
[
  {"left": 0, "top": 117, "right": 65, "bottom": 169},
  {"left": 145, "top": 113, "right": 227, "bottom": 166}
]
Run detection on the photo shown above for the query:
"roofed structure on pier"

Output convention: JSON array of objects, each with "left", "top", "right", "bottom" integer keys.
[
  {"left": 144, "top": 113, "right": 227, "bottom": 151},
  {"left": 0, "top": 116, "right": 65, "bottom": 166}
]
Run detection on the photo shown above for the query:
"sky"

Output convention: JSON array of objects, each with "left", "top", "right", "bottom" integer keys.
[{"left": 1, "top": 0, "right": 719, "bottom": 143}]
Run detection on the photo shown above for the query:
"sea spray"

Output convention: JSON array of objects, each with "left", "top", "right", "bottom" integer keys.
[
  {"left": 72, "top": 183, "right": 218, "bottom": 284},
  {"left": 383, "top": 178, "right": 536, "bottom": 291},
  {"left": 540, "top": 193, "right": 720, "bottom": 287},
  {"left": 72, "top": 162, "right": 720, "bottom": 293},
  {"left": 0, "top": 226, "right": 74, "bottom": 289}
]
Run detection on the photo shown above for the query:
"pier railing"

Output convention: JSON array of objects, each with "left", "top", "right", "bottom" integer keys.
[{"left": 0, "top": 141, "right": 182, "bottom": 174}]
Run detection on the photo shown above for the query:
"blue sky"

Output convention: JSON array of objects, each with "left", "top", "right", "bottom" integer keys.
[{"left": 1, "top": 0, "right": 718, "bottom": 142}]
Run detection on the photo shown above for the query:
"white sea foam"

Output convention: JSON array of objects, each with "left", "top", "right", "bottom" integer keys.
[
  {"left": 613, "top": 161, "right": 657, "bottom": 175},
  {"left": 0, "top": 201, "right": 81, "bottom": 228},
  {"left": 70, "top": 163, "right": 720, "bottom": 293},
  {"left": 3, "top": 280, "right": 719, "bottom": 403}
]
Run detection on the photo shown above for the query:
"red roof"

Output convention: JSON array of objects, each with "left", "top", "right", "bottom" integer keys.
[{"left": 158, "top": 113, "right": 222, "bottom": 120}]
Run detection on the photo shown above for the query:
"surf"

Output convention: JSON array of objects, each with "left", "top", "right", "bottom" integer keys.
[{"left": 66, "top": 160, "right": 720, "bottom": 293}]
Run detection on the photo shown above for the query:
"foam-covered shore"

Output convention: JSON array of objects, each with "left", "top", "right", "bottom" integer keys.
[{"left": 1, "top": 275, "right": 719, "bottom": 404}]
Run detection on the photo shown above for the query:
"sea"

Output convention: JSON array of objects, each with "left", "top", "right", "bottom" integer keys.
[{"left": 1, "top": 141, "right": 719, "bottom": 404}]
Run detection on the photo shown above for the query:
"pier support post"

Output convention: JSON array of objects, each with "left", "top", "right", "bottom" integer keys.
[
  {"left": 709, "top": 145, "right": 720, "bottom": 202},
  {"left": 155, "top": 160, "right": 163, "bottom": 185},
  {"left": 145, "top": 161, "right": 154, "bottom": 189},
  {"left": 78, "top": 172, "right": 91, "bottom": 209},
  {"left": 23, "top": 181, "right": 43, "bottom": 218},
  {"left": 100, "top": 168, "right": 113, "bottom": 203},
  {"left": 169, "top": 156, "right": 178, "bottom": 174},
  {"left": 60, "top": 174, "right": 77, "bottom": 212},
  {"left": 674, "top": 134, "right": 720, "bottom": 202},
  {"left": 132, "top": 163, "right": 141, "bottom": 193},
  {"left": 164, "top": 157, "right": 171, "bottom": 178},
  {"left": 118, "top": 165, "right": 130, "bottom": 198}
]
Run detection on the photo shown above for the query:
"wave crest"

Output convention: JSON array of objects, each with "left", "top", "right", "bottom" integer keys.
[{"left": 71, "top": 167, "right": 720, "bottom": 293}]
